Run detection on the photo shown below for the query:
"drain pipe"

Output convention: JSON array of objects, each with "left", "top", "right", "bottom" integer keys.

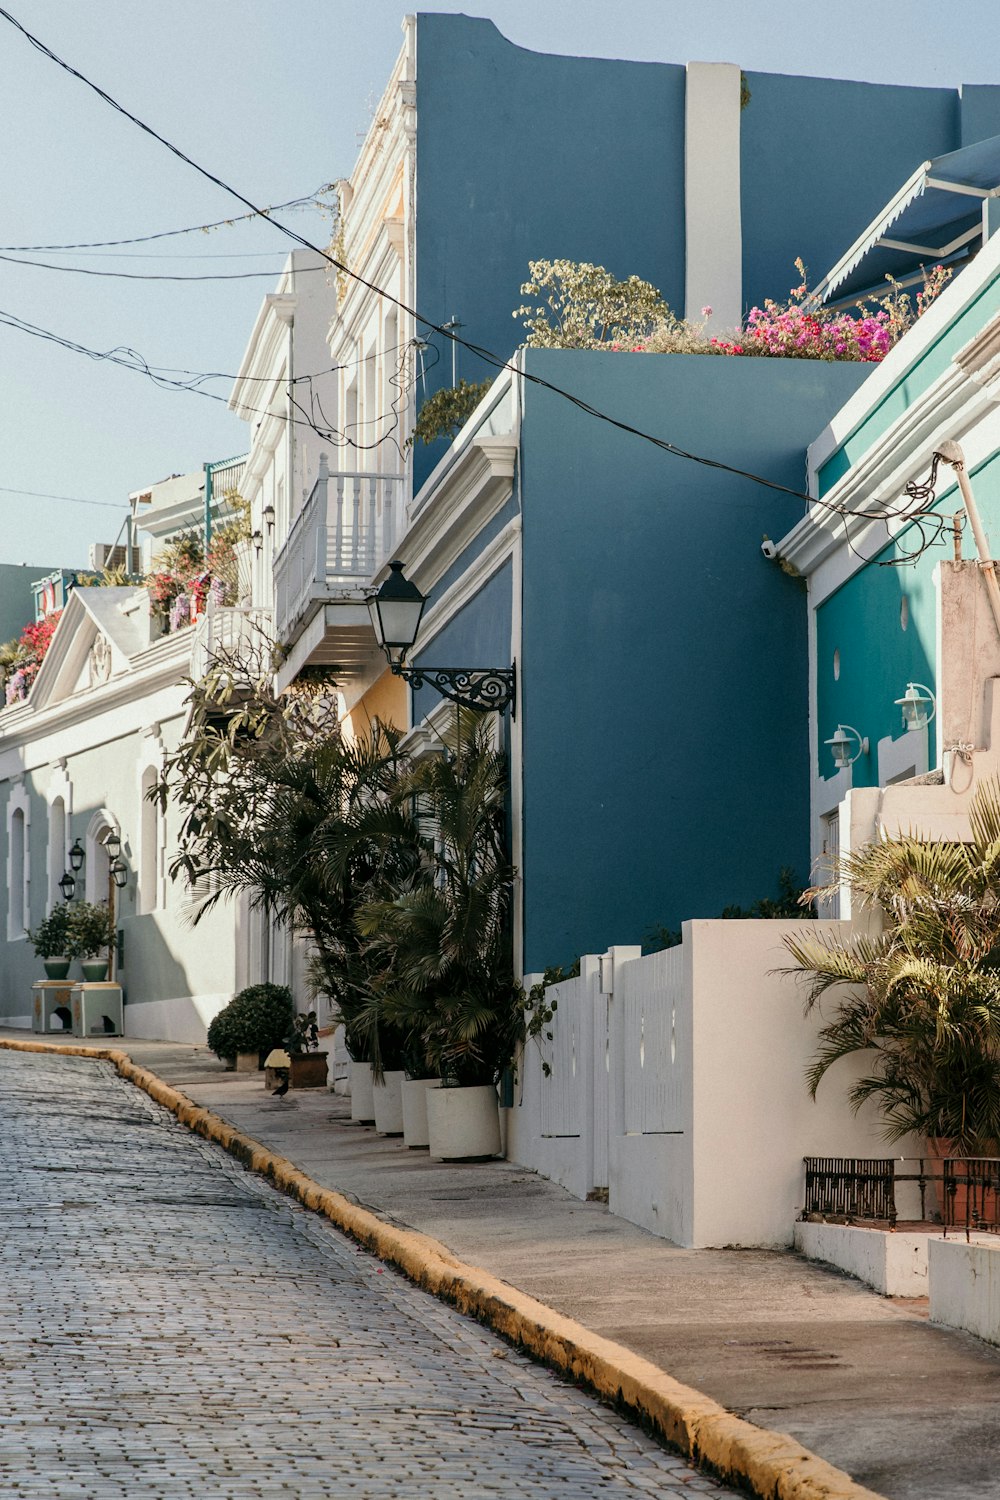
[{"left": 935, "top": 439, "right": 1000, "bottom": 643}]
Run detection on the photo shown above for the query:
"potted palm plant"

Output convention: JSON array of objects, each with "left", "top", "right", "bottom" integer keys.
[
  {"left": 358, "top": 710, "right": 519, "bottom": 1161},
  {"left": 784, "top": 777, "right": 1000, "bottom": 1161},
  {"left": 29, "top": 904, "right": 73, "bottom": 979},
  {"left": 67, "top": 900, "right": 117, "bottom": 981}
]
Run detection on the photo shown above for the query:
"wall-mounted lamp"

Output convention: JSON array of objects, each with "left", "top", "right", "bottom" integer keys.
[
  {"left": 252, "top": 529, "right": 264, "bottom": 556},
  {"left": 104, "top": 830, "right": 122, "bottom": 861},
  {"left": 110, "top": 858, "right": 128, "bottom": 890},
  {"left": 895, "top": 681, "right": 936, "bottom": 733},
  {"left": 58, "top": 870, "right": 76, "bottom": 901},
  {"left": 68, "top": 838, "right": 85, "bottom": 872},
  {"left": 825, "top": 723, "right": 869, "bottom": 771},
  {"left": 367, "top": 560, "right": 516, "bottom": 715},
  {"left": 262, "top": 503, "right": 275, "bottom": 535}
]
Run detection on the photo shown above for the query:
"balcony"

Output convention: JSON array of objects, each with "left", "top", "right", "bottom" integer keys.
[
  {"left": 274, "top": 458, "right": 405, "bottom": 645},
  {"left": 190, "top": 603, "right": 273, "bottom": 683}
]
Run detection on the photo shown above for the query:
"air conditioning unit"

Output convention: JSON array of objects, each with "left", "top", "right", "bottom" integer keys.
[{"left": 88, "top": 543, "right": 142, "bottom": 573}]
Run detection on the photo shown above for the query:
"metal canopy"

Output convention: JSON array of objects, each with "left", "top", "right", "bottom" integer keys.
[{"left": 812, "top": 134, "right": 1000, "bottom": 305}]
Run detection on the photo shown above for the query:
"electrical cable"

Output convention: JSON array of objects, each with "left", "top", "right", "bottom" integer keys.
[
  {"left": 0, "top": 5, "right": 953, "bottom": 554},
  {"left": 0, "top": 484, "right": 125, "bottom": 509},
  {"left": 0, "top": 251, "right": 338, "bottom": 283},
  {"left": 0, "top": 187, "right": 335, "bottom": 252}
]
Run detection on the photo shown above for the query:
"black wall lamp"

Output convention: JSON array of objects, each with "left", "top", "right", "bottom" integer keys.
[
  {"left": 69, "top": 838, "right": 85, "bottom": 872},
  {"left": 58, "top": 870, "right": 76, "bottom": 901},
  {"left": 263, "top": 503, "right": 275, "bottom": 535},
  {"left": 367, "top": 561, "right": 516, "bottom": 716}
]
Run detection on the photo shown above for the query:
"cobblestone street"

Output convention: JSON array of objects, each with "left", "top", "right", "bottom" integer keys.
[{"left": 0, "top": 1051, "right": 731, "bottom": 1498}]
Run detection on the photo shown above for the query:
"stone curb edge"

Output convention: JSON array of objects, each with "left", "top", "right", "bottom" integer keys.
[{"left": 2, "top": 1039, "right": 885, "bottom": 1500}]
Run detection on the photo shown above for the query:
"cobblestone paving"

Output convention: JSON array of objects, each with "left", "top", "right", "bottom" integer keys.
[{"left": 0, "top": 1051, "right": 733, "bottom": 1498}]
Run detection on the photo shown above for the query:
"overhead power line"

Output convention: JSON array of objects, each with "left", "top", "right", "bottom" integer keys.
[
  {"left": 0, "top": 5, "right": 952, "bottom": 554},
  {"left": 0, "top": 250, "right": 335, "bottom": 283},
  {"left": 0, "top": 187, "right": 335, "bottom": 253},
  {"left": 0, "top": 484, "right": 126, "bottom": 509}
]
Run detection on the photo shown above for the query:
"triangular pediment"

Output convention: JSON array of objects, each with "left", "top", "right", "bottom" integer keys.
[{"left": 29, "top": 587, "right": 154, "bottom": 710}]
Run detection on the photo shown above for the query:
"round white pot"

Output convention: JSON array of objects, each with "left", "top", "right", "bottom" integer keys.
[
  {"left": 349, "top": 1061, "right": 375, "bottom": 1123},
  {"left": 426, "top": 1083, "right": 501, "bottom": 1161},
  {"left": 401, "top": 1078, "right": 439, "bottom": 1149},
  {"left": 372, "top": 1070, "right": 406, "bottom": 1135}
]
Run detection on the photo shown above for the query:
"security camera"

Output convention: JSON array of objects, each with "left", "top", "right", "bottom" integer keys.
[{"left": 761, "top": 539, "right": 778, "bottom": 560}]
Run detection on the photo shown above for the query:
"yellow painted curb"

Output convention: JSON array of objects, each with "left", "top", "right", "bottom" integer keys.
[{"left": 2, "top": 1038, "right": 886, "bottom": 1500}]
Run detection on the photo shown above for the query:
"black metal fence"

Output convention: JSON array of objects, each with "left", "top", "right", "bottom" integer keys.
[{"left": 802, "top": 1155, "right": 1000, "bottom": 1236}]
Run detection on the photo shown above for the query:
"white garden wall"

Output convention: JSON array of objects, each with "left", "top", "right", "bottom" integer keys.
[{"left": 506, "top": 918, "right": 911, "bottom": 1249}]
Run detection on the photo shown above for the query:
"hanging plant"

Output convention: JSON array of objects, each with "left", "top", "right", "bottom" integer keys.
[{"left": 407, "top": 380, "right": 492, "bottom": 448}]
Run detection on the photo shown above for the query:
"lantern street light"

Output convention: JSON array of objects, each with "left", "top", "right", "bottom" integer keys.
[
  {"left": 58, "top": 870, "right": 76, "bottom": 901},
  {"left": 263, "top": 503, "right": 276, "bottom": 535},
  {"left": 104, "top": 830, "right": 122, "bottom": 861},
  {"left": 367, "top": 561, "right": 516, "bottom": 716},
  {"left": 825, "top": 723, "right": 869, "bottom": 772},
  {"left": 69, "top": 838, "right": 85, "bottom": 872},
  {"left": 110, "top": 858, "right": 128, "bottom": 890},
  {"left": 895, "top": 681, "right": 936, "bottom": 733}
]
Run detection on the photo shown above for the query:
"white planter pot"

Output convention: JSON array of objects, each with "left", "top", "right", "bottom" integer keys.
[
  {"left": 426, "top": 1083, "right": 501, "bottom": 1161},
  {"left": 349, "top": 1061, "right": 375, "bottom": 1123},
  {"left": 372, "top": 1070, "right": 406, "bottom": 1135},
  {"left": 401, "top": 1078, "right": 439, "bottom": 1149}
]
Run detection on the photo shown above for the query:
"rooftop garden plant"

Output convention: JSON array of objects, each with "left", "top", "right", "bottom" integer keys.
[
  {"left": 513, "top": 258, "right": 952, "bottom": 364},
  {"left": 3, "top": 610, "right": 62, "bottom": 705}
]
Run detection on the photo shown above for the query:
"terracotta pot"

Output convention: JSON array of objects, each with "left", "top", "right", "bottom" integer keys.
[
  {"left": 401, "top": 1078, "right": 438, "bottom": 1149},
  {"left": 372, "top": 1071, "right": 406, "bottom": 1135},
  {"left": 426, "top": 1083, "right": 501, "bottom": 1161},
  {"left": 349, "top": 1060, "right": 375, "bottom": 1122}
]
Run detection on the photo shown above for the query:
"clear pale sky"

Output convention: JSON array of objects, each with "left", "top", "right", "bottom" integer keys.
[{"left": 2, "top": 0, "right": 999, "bottom": 569}]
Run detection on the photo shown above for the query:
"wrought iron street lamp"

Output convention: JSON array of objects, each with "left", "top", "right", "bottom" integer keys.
[
  {"left": 58, "top": 870, "right": 75, "bottom": 901},
  {"left": 69, "top": 838, "right": 85, "bottom": 873},
  {"left": 367, "top": 561, "right": 516, "bottom": 715},
  {"left": 104, "top": 830, "right": 122, "bottom": 861}
]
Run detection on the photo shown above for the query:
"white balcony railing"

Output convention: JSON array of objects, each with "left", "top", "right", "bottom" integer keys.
[
  {"left": 273, "top": 457, "right": 404, "bottom": 642},
  {"left": 190, "top": 602, "right": 273, "bottom": 683}
]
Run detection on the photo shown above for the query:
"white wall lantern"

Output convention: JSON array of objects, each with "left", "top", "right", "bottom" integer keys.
[
  {"left": 825, "top": 724, "right": 869, "bottom": 771},
  {"left": 895, "top": 681, "right": 936, "bottom": 733}
]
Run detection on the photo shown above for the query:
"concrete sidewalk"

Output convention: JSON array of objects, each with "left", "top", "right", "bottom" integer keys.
[{"left": 20, "top": 1033, "right": 1000, "bottom": 1500}]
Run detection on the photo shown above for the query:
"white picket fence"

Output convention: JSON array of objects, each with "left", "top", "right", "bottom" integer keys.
[{"left": 506, "top": 920, "right": 918, "bottom": 1249}]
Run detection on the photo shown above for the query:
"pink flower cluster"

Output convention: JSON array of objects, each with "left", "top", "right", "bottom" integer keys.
[{"left": 712, "top": 302, "right": 894, "bottom": 362}]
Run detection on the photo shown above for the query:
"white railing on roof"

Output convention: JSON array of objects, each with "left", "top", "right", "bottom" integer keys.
[
  {"left": 190, "top": 602, "right": 272, "bottom": 683},
  {"left": 273, "top": 456, "right": 404, "bottom": 642}
]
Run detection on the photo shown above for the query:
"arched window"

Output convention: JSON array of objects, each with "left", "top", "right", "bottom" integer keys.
[{"left": 6, "top": 783, "right": 30, "bottom": 939}]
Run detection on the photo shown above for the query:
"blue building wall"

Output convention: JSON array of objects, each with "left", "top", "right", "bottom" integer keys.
[
  {"left": 517, "top": 350, "right": 869, "bottom": 972},
  {"left": 410, "top": 560, "right": 513, "bottom": 727},
  {"left": 413, "top": 16, "right": 1000, "bottom": 488},
  {"left": 740, "top": 73, "right": 966, "bottom": 315}
]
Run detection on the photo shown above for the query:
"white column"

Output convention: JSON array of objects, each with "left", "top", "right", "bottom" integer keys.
[{"left": 684, "top": 62, "right": 743, "bottom": 336}]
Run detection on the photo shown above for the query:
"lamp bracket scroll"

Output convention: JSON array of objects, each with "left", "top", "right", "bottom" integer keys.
[{"left": 388, "top": 662, "right": 516, "bottom": 717}]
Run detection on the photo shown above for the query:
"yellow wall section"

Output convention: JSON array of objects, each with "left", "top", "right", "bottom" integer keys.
[{"left": 342, "top": 670, "right": 407, "bottom": 741}]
